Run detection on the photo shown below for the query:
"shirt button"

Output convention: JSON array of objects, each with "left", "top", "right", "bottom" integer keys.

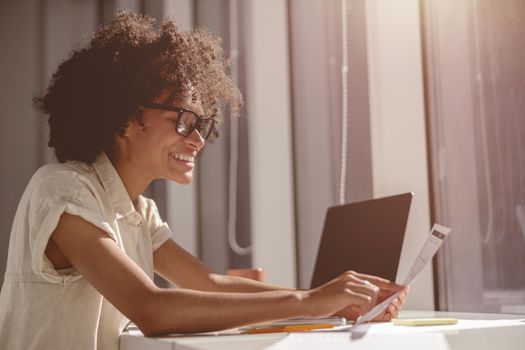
[{"left": 130, "top": 212, "right": 142, "bottom": 226}]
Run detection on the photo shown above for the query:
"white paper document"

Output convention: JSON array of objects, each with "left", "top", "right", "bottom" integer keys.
[{"left": 354, "top": 224, "right": 451, "bottom": 325}]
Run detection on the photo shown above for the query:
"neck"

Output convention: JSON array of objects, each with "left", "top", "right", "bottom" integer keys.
[{"left": 107, "top": 150, "right": 152, "bottom": 202}]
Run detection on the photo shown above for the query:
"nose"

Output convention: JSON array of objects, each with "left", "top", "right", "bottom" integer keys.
[{"left": 185, "top": 128, "right": 206, "bottom": 151}]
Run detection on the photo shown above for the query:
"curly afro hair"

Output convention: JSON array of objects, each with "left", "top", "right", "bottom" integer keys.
[{"left": 34, "top": 11, "right": 242, "bottom": 164}]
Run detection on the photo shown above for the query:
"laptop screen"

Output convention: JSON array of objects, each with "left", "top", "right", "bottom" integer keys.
[{"left": 310, "top": 192, "right": 413, "bottom": 288}]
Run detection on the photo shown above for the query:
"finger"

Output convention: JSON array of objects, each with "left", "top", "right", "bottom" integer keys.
[
  {"left": 378, "top": 289, "right": 398, "bottom": 300},
  {"left": 391, "top": 297, "right": 402, "bottom": 309},
  {"left": 381, "top": 305, "right": 397, "bottom": 321},
  {"left": 390, "top": 306, "right": 400, "bottom": 319},
  {"left": 380, "top": 284, "right": 411, "bottom": 299},
  {"left": 398, "top": 286, "right": 409, "bottom": 298},
  {"left": 351, "top": 272, "right": 404, "bottom": 292},
  {"left": 374, "top": 304, "right": 396, "bottom": 322},
  {"left": 343, "top": 274, "right": 382, "bottom": 295},
  {"left": 345, "top": 288, "right": 374, "bottom": 307},
  {"left": 346, "top": 281, "right": 380, "bottom": 300},
  {"left": 346, "top": 275, "right": 384, "bottom": 296},
  {"left": 381, "top": 309, "right": 392, "bottom": 322},
  {"left": 396, "top": 287, "right": 410, "bottom": 305},
  {"left": 373, "top": 298, "right": 401, "bottom": 322},
  {"left": 387, "top": 304, "right": 399, "bottom": 319},
  {"left": 344, "top": 288, "right": 378, "bottom": 314},
  {"left": 343, "top": 272, "right": 371, "bottom": 285}
]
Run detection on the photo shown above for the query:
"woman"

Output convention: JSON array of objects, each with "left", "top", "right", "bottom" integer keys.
[{"left": 0, "top": 12, "right": 408, "bottom": 350}]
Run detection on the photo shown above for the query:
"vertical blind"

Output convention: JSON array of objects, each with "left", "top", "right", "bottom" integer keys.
[{"left": 423, "top": 0, "right": 525, "bottom": 313}]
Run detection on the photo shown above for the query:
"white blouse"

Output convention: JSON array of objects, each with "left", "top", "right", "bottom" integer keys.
[{"left": 0, "top": 152, "right": 173, "bottom": 350}]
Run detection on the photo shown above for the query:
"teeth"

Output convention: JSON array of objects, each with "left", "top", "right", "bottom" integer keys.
[{"left": 170, "top": 153, "right": 195, "bottom": 163}]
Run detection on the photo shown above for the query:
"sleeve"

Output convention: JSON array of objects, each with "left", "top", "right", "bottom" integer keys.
[
  {"left": 143, "top": 198, "right": 173, "bottom": 251},
  {"left": 28, "top": 173, "right": 118, "bottom": 284}
]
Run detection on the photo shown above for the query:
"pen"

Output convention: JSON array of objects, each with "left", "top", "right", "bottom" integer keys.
[{"left": 245, "top": 323, "right": 335, "bottom": 334}]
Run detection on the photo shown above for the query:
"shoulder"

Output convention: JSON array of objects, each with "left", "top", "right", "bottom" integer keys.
[
  {"left": 28, "top": 162, "right": 100, "bottom": 200},
  {"left": 23, "top": 162, "right": 111, "bottom": 233}
]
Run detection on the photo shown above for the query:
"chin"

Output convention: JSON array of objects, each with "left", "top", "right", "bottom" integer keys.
[{"left": 171, "top": 175, "right": 193, "bottom": 185}]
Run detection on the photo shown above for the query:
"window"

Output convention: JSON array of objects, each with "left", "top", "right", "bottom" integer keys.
[{"left": 423, "top": 0, "right": 525, "bottom": 313}]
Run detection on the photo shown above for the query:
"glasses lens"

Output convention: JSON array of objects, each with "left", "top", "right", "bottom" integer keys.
[
  {"left": 198, "top": 119, "right": 215, "bottom": 140},
  {"left": 176, "top": 109, "right": 215, "bottom": 140},
  {"left": 177, "top": 111, "right": 198, "bottom": 136}
]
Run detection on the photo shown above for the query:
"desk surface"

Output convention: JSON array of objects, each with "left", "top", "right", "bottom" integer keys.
[{"left": 120, "top": 310, "right": 525, "bottom": 350}]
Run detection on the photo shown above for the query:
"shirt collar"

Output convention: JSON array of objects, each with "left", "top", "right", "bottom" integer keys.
[{"left": 92, "top": 152, "right": 143, "bottom": 226}]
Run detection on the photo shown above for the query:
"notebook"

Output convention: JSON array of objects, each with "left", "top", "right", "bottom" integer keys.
[{"left": 310, "top": 192, "right": 413, "bottom": 288}]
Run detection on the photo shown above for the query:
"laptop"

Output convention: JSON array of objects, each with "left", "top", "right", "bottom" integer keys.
[{"left": 310, "top": 192, "right": 413, "bottom": 288}]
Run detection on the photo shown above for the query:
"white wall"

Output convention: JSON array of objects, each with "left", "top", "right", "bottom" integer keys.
[
  {"left": 289, "top": 0, "right": 374, "bottom": 289},
  {"left": 244, "top": 0, "right": 297, "bottom": 287},
  {"left": 366, "top": 0, "right": 434, "bottom": 309},
  {"left": 0, "top": 0, "right": 41, "bottom": 287}
]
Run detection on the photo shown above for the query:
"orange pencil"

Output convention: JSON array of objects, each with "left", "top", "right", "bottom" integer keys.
[{"left": 245, "top": 323, "right": 335, "bottom": 334}]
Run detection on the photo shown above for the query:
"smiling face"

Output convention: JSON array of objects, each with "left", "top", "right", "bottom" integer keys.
[{"left": 122, "top": 88, "right": 207, "bottom": 185}]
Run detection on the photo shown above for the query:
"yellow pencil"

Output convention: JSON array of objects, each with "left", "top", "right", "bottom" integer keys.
[{"left": 246, "top": 323, "right": 335, "bottom": 334}]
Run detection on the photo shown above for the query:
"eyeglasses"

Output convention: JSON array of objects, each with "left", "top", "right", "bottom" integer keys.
[{"left": 142, "top": 102, "right": 216, "bottom": 140}]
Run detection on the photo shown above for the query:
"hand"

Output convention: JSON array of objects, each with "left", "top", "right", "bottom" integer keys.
[
  {"left": 372, "top": 285, "right": 410, "bottom": 322},
  {"left": 303, "top": 271, "right": 402, "bottom": 319},
  {"left": 328, "top": 272, "right": 405, "bottom": 321},
  {"left": 334, "top": 284, "right": 410, "bottom": 322}
]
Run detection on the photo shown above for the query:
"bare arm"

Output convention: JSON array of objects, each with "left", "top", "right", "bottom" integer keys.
[
  {"left": 154, "top": 240, "right": 408, "bottom": 321},
  {"left": 153, "top": 239, "right": 293, "bottom": 293},
  {"left": 154, "top": 239, "right": 410, "bottom": 321},
  {"left": 50, "top": 214, "right": 382, "bottom": 336}
]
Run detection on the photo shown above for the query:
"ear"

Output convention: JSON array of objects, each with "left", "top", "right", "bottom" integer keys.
[
  {"left": 120, "top": 109, "right": 147, "bottom": 138},
  {"left": 116, "top": 121, "right": 132, "bottom": 139},
  {"left": 123, "top": 119, "right": 146, "bottom": 139}
]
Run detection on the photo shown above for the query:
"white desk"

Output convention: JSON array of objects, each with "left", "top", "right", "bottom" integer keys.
[{"left": 120, "top": 310, "right": 525, "bottom": 350}]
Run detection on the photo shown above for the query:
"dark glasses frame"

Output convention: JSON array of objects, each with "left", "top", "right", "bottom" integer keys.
[{"left": 142, "top": 102, "right": 216, "bottom": 140}]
